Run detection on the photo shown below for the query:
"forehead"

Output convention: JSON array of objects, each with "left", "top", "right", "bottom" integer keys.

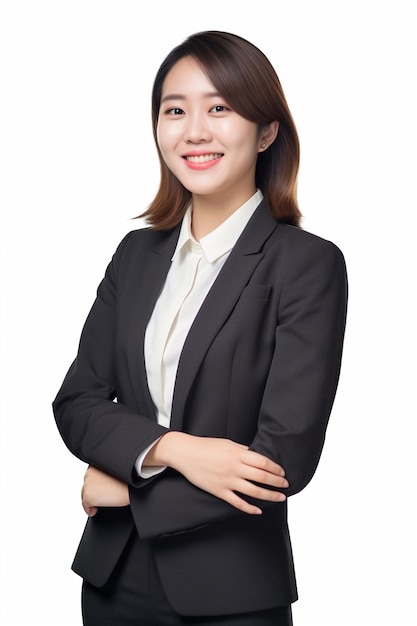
[{"left": 161, "top": 56, "right": 217, "bottom": 98}]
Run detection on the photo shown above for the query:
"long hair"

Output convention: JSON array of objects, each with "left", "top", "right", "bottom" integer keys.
[{"left": 140, "top": 31, "right": 301, "bottom": 229}]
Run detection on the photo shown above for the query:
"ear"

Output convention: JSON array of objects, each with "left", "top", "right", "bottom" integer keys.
[{"left": 258, "top": 121, "right": 279, "bottom": 152}]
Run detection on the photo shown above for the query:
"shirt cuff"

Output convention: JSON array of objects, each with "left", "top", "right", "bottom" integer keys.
[{"left": 135, "top": 437, "right": 167, "bottom": 479}]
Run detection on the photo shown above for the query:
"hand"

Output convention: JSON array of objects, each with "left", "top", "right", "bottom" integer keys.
[
  {"left": 81, "top": 466, "right": 130, "bottom": 517},
  {"left": 145, "top": 433, "right": 289, "bottom": 515}
]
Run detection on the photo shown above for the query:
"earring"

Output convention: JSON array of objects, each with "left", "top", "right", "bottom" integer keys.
[{"left": 261, "top": 143, "right": 266, "bottom": 149}]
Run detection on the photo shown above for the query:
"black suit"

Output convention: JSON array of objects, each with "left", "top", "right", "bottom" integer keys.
[{"left": 53, "top": 201, "right": 348, "bottom": 616}]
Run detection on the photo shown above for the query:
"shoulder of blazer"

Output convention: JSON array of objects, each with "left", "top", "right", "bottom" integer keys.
[
  {"left": 232, "top": 200, "right": 345, "bottom": 266},
  {"left": 124, "top": 224, "right": 180, "bottom": 251},
  {"left": 110, "top": 224, "right": 181, "bottom": 267},
  {"left": 274, "top": 221, "right": 343, "bottom": 250},
  {"left": 267, "top": 221, "right": 347, "bottom": 272}
]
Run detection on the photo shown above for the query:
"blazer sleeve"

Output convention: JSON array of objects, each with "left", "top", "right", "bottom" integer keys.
[
  {"left": 52, "top": 232, "right": 169, "bottom": 484},
  {"left": 130, "top": 235, "right": 348, "bottom": 539},
  {"left": 249, "top": 236, "right": 348, "bottom": 496}
]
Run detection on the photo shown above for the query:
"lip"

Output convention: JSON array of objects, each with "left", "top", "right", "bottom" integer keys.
[{"left": 182, "top": 152, "right": 224, "bottom": 170}]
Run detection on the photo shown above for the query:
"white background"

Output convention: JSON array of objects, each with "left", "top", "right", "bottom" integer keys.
[{"left": 0, "top": 1, "right": 416, "bottom": 624}]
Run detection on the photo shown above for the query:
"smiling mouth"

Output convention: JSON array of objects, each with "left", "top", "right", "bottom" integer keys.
[{"left": 183, "top": 153, "right": 223, "bottom": 163}]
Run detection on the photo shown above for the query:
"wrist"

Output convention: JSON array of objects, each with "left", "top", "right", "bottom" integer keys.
[{"left": 145, "top": 431, "right": 191, "bottom": 469}]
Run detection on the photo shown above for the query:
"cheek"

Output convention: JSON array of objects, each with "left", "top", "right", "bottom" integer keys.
[
  {"left": 157, "top": 128, "right": 183, "bottom": 177},
  {"left": 156, "top": 120, "right": 173, "bottom": 152},
  {"left": 157, "top": 124, "right": 184, "bottom": 165},
  {"left": 228, "top": 122, "right": 260, "bottom": 153}
]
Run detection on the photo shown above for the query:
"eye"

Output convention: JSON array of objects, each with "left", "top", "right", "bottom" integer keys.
[
  {"left": 166, "top": 107, "right": 184, "bottom": 116},
  {"left": 210, "top": 105, "right": 229, "bottom": 113}
]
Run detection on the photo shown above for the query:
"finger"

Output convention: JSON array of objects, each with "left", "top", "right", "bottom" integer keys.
[
  {"left": 82, "top": 485, "right": 92, "bottom": 514},
  {"left": 241, "top": 466, "right": 289, "bottom": 489},
  {"left": 235, "top": 479, "right": 287, "bottom": 503},
  {"left": 224, "top": 491, "right": 263, "bottom": 515},
  {"left": 87, "top": 506, "right": 98, "bottom": 517},
  {"left": 241, "top": 450, "right": 286, "bottom": 476},
  {"left": 82, "top": 495, "right": 98, "bottom": 515}
]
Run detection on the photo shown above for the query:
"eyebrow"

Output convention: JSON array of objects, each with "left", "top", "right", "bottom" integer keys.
[{"left": 160, "top": 91, "right": 222, "bottom": 104}]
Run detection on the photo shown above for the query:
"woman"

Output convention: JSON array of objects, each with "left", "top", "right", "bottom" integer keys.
[{"left": 53, "top": 30, "right": 348, "bottom": 625}]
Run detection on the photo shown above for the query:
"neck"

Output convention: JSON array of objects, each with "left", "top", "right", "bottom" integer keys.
[{"left": 191, "top": 188, "right": 256, "bottom": 240}]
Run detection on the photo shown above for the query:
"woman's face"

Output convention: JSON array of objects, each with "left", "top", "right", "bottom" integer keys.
[{"left": 156, "top": 56, "right": 263, "bottom": 207}]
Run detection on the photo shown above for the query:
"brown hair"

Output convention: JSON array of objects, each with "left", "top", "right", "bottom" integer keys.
[{"left": 140, "top": 31, "right": 301, "bottom": 229}]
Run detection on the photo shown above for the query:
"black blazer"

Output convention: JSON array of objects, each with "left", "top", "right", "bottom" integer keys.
[{"left": 53, "top": 201, "right": 348, "bottom": 616}]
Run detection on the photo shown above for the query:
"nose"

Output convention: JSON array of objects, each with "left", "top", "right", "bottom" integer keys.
[{"left": 184, "top": 111, "right": 211, "bottom": 144}]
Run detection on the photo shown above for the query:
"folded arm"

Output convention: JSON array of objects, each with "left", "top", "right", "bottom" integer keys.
[{"left": 56, "top": 231, "right": 347, "bottom": 538}]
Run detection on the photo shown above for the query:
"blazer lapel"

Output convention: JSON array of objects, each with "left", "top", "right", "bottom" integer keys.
[
  {"left": 127, "top": 226, "right": 180, "bottom": 418},
  {"left": 170, "top": 202, "right": 278, "bottom": 430}
]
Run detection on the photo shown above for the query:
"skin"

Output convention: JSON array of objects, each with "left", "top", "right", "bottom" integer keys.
[{"left": 81, "top": 56, "right": 287, "bottom": 518}]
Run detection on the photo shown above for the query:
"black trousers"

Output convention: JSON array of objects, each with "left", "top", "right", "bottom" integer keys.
[{"left": 82, "top": 531, "right": 293, "bottom": 626}]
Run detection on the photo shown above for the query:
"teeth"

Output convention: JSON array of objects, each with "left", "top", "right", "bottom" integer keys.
[{"left": 185, "top": 153, "right": 222, "bottom": 163}]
